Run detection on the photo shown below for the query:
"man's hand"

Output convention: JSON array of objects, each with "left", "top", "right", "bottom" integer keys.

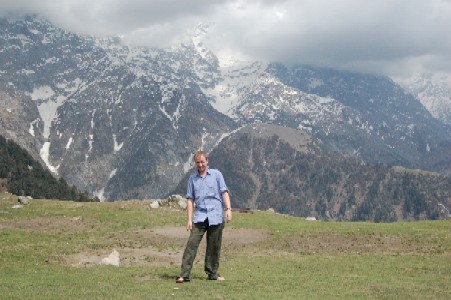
[
  {"left": 226, "top": 210, "right": 232, "bottom": 222},
  {"left": 186, "top": 221, "right": 193, "bottom": 232}
]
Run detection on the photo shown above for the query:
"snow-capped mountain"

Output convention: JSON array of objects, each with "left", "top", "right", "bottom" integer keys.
[
  {"left": 264, "top": 65, "right": 451, "bottom": 170},
  {"left": 1, "top": 15, "right": 450, "bottom": 202},
  {"left": 396, "top": 73, "right": 451, "bottom": 128},
  {"left": 0, "top": 16, "right": 236, "bottom": 200}
]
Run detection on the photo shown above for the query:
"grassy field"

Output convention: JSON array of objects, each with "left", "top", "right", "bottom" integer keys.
[{"left": 1, "top": 192, "right": 450, "bottom": 299}]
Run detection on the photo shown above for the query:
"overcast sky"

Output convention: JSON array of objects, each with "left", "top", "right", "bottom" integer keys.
[{"left": 1, "top": 0, "right": 451, "bottom": 79}]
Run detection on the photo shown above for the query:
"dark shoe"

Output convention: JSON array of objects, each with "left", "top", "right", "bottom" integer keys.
[
  {"left": 176, "top": 276, "right": 190, "bottom": 283},
  {"left": 208, "top": 275, "right": 225, "bottom": 281}
]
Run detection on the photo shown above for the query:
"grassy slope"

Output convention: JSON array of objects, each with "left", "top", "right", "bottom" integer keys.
[{"left": 0, "top": 192, "right": 450, "bottom": 299}]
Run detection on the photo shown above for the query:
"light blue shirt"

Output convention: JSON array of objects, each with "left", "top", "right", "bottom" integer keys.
[{"left": 186, "top": 168, "right": 228, "bottom": 225}]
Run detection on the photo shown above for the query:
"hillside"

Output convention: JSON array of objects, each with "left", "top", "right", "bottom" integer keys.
[
  {"left": 0, "top": 193, "right": 450, "bottom": 299},
  {"left": 173, "top": 124, "right": 451, "bottom": 222},
  {"left": 0, "top": 135, "right": 96, "bottom": 201}
]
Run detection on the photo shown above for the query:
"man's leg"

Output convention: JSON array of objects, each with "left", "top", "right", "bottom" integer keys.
[
  {"left": 204, "top": 221, "right": 224, "bottom": 279},
  {"left": 179, "top": 221, "right": 207, "bottom": 278}
]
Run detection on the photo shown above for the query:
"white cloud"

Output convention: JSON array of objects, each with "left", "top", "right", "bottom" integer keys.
[{"left": 1, "top": 0, "right": 451, "bottom": 78}]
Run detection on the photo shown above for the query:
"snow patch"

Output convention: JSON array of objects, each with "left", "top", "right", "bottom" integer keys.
[
  {"left": 158, "top": 104, "right": 181, "bottom": 130},
  {"left": 90, "top": 110, "right": 96, "bottom": 129},
  {"left": 30, "top": 85, "right": 55, "bottom": 101},
  {"left": 66, "top": 137, "right": 73, "bottom": 149},
  {"left": 16, "top": 34, "right": 31, "bottom": 46},
  {"left": 183, "top": 153, "right": 194, "bottom": 173},
  {"left": 29, "top": 85, "right": 67, "bottom": 139},
  {"left": 201, "top": 129, "right": 208, "bottom": 149},
  {"left": 28, "top": 29, "right": 40, "bottom": 35},
  {"left": 28, "top": 123, "right": 35, "bottom": 137},
  {"left": 202, "top": 58, "right": 268, "bottom": 117},
  {"left": 94, "top": 188, "right": 106, "bottom": 202},
  {"left": 112, "top": 134, "right": 124, "bottom": 152},
  {"left": 39, "top": 142, "right": 59, "bottom": 174},
  {"left": 28, "top": 119, "right": 39, "bottom": 137},
  {"left": 88, "top": 134, "right": 94, "bottom": 152},
  {"left": 318, "top": 97, "right": 334, "bottom": 104},
  {"left": 108, "top": 169, "right": 117, "bottom": 179}
]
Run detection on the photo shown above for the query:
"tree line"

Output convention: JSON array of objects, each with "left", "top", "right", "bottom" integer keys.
[{"left": 0, "top": 135, "right": 97, "bottom": 201}]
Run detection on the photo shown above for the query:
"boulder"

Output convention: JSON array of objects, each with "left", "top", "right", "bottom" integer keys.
[
  {"left": 101, "top": 249, "right": 120, "bottom": 266},
  {"left": 18, "top": 196, "right": 29, "bottom": 205},
  {"left": 178, "top": 198, "right": 187, "bottom": 209},
  {"left": 150, "top": 200, "right": 159, "bottom": 209}
]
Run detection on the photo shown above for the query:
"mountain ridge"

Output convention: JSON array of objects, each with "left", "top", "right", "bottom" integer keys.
[{"left": 0, "top": 15, "right": 450, "bottom": 220}]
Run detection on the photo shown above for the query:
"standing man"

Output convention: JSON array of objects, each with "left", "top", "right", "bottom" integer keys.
[{"left": 176, "top": 150, "right": 232, "bottom": 283}]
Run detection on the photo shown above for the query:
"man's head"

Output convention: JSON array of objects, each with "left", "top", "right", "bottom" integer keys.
[{"left": 194, "top": 150, "right": 208, "bottom": 175}]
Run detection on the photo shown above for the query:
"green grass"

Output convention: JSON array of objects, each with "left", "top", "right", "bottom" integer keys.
[{"left": 1, "top": 192, "right": 450, "bottom": 299}]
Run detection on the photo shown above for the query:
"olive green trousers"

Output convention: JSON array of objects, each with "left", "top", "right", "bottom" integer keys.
[{"left": 179, "top": 219, "right": 224, "bottom": 279}]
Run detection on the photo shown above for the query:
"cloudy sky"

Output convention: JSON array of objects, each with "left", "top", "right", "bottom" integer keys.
[{"left": 1, "top": 0, "right": 451, "bottom": 79}]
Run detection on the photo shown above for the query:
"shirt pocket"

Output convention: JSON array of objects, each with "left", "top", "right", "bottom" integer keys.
[{"left": 206, "top": 184, "right": 217, "bottom": 198}]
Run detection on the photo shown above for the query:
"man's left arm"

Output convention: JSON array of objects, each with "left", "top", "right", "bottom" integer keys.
[{"left": 222, "top": 191, "right": 232, "bottom": 222}]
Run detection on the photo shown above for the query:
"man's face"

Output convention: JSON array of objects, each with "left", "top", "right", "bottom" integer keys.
[{"left": 195, "top": 155, "right": 208, "bottom": 174}]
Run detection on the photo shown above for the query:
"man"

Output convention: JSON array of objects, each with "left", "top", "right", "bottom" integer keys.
[{"left": 176, "top": 150, "right": 232, "bottom": 283}]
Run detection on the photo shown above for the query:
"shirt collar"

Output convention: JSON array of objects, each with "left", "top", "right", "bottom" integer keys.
[{"left": 196, "top": 167, "right": 210, "bottom": 177}]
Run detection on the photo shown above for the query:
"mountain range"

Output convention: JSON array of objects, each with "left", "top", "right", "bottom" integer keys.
[{"left": 0, "top": 15, "right": 450, "bottom": 221}]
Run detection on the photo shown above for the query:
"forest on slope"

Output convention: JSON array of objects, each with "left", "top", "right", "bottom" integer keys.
[{"left": 0, "top": 135, "right": 97, "bottom": 202}]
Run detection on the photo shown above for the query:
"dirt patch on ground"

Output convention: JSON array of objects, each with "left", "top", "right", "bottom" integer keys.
[
  {"left": 64, "top": 246, "right": 183, "bottom": 268},
  {"left": 64, "top": 226, "right": 268, "bottom": 267},
  {"left": 0, "top": 216, "right": 100, "bottom": 234},
  {"left": 269, "top": 233, "right": 446, "bottom": 256},
  {"left": 151, "top": 226, "right": 268, "bottom": 245}
]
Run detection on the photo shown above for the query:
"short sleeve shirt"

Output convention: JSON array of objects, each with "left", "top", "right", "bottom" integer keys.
[{"left": 186, "top": 168, "right": 228, "bottom": 225}]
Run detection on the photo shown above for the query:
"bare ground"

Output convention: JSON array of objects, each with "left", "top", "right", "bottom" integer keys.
[{"left": 63, "top": 226, "right": 268, "bottom": 267}]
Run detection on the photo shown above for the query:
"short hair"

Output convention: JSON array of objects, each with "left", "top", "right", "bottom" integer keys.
[{"left": 194, "top": 150, "right": 208, "bottom": 161}]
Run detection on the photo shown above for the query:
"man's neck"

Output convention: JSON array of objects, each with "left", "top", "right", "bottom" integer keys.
[{"left": 198, "top": 168, "right": 208, "bottom": 177}]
